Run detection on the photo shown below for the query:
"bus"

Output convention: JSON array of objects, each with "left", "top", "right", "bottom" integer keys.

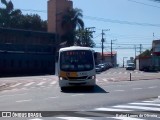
[{"left": 58, "top": 46, "right": 96, "bottom": 91}]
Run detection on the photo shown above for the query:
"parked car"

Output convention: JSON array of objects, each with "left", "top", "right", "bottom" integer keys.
[
  {"left": 126, "top": 63, "right": 135, "bottom": 70},
  {"left": 95, "top": 65, "right": 102, "bottom": 72},
  {"left": 98, "top": 64, "right": 106, "bottom": 71}
]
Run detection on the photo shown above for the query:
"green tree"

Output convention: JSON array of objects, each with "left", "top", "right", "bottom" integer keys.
[
  {"left": 61, "top": 8, "right": 84, "bottom": 46},
  {"left": 75, "top": 28, "right": 95, "bottom": 47},
  {"left": 21, "top": 14, "right": 47, "bottom": 31},
  {"left": 0, "top": 0, "right": 47, "bottom": 31},
  {"left": 0, "top": 0, "right": 14, "bottom": 27},
  {"left": 139, "top": 49, "right": 152, "bottom": 57}
]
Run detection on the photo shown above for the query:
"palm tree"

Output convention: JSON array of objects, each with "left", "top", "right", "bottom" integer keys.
[
  {"left": 61, "top": 8, "right": 84, "bottom": 46},
  {"left": 0, "top": 0, "right": 14, "bottom": 27},
  {"left": 1, "top": 0, "right": 13, "bottom": 13}
]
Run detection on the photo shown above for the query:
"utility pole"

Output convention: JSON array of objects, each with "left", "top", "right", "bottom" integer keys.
[
  {"left": 134, "top": 45, "right": 137, "bottom": 59},
  {"left": 101, "top": 29, "right": 110, "bottom": 63},
  {"left": 139, "top": 44, "right": 142, "bottom": 70},
  {"left": 140, "top": 44, "right": 142, "bottom": 54},
  {"left": 101, "top": 30, "right": 105, "bottom": 63},
  {"left": 123, "top": 57, "right": 128, "bottom": 68},
  {"left": 111, "top": 40, "right": 113, "bottom": 66},
  {"left": 111, "top": 39, "right": 116, "bottom": 67}
]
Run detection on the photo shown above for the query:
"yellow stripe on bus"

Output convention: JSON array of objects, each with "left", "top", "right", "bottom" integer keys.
[{"left": 60, "top": 71, "right": 78, "bottom": 77}]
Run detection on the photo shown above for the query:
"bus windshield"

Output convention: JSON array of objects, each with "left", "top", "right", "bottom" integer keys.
[{"left": 60, "top": 50, "right": 94, "bottom": 72}]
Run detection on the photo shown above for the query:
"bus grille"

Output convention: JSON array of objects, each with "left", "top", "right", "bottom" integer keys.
[{"left": 68, "top": 76, "right": 88, "bottom": 80}]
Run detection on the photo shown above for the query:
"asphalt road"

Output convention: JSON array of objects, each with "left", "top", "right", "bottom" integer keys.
[{"left": 0, "top": 68, "right": 160, "bottom": 120}]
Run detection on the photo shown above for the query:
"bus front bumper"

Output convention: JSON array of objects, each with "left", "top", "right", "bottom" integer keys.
[{"left": 59, "top": 78, "right": 96, "bottom": 87}]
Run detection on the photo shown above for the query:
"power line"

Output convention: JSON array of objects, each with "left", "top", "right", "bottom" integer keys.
[
  {"left": 128, "top": 0, "right": 160, "bottom": 9},
  {"left": 16, "top": 8, "right": 47, "bottom": 13},
  {"left": 84, "top": 15, "right": 160, "bottom": 27},
  {"left": 11, "top": 8, "right": 160, "bottom": 27},
  {"left": 94, "top": 42, "right": 152, "bottom": 45}
]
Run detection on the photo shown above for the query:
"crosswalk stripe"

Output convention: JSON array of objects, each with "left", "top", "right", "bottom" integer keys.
[
  {"left": 95, "top": 108, "right": 133, "bottom": 111},
  {"left": 129, "top": 102, "right": 160, "bottom": 107},
  {"left": 50, "top": 81, "right": 57, "bottom": 85},
  {"left": 76, "top": 111, "right": 110, "bottom": 117},
  {"left": 102, "top": 79, "right": 108, "bottom": 81},
  {"left": 56, "top": 117, "right": 92, "bottom": 120},
  {"left": 10, "top": 83, "right": 22, "bottom": 87},
  {"left": 110, "top": 78, "right": 115, "bottom": 81},
  {"left": 113, "top": 105, "right": 160, "bottom": 111},
  {"left": 37, "top": 82, "right": 46, "bottom": 86},
  {"left": 111, "top": 117, "right": 145, "bottom": 120},
  {"left": 24, "top": 82, "right": 35, "bottom": 87},
  {"left": 142, "top": 100, "right": 156, "bottom": 103},
  {"left": 29, "top": 118, "right": 44, "bottom": 120}
]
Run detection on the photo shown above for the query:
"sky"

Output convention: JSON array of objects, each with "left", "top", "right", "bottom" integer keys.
[{"left": 2, "top": 0, "right": 160, "bottom": 65}]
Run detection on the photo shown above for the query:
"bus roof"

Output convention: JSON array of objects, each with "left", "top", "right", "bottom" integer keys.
[{"left": 59, "top": 46, "right": 94, "bottom": 52}]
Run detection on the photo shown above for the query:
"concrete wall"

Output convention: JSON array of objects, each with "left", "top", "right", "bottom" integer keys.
[{"left": 0, "top": 28, "right": 57, "bottom": 76}]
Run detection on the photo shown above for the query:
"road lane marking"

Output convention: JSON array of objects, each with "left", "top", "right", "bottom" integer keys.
[
  {"left": 132, "top": 88, "right": 143, "bottom": 90},
  {"left": 72, "top": 94, "right": 84, "bottom": 97},
  {"left": 44, "top": 96, "right": 59, "bottom": 100},
  {"left": 37, "top": 82, "right": 46, "bottom": 86},
  {"left": 129, "top": 102, "right": 160, "bottom": 107},
  {"left": 148, "top": 86, "right": 157, "bottom": 89},
  {"left": 113, "top": 105, "right": 160, "bottom": 111},
  {"left": 16, "top": 99, "right": 32, "bottom": 103},
  {"left": 0, "top": 93, "right": 27, "bottom": 98},
  {"left": 114, "top": 90, "right": 125, "bottom": 92},
  {"left": 95, "top": 108, "right": 133, "bottom": 111},
  {"left": 24, "top": 82, "right": 35, "bottom": 87},
  {"left": 10, "top": 83, "right": 22, "bottom": 87}
]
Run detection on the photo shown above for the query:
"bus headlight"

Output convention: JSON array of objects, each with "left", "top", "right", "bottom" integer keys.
[
  {"left": 59, "top": 77, "right": 67, "bottom": 80},
  {"left": 88, "top": 76, "right": 95, "bottom": 80}
]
